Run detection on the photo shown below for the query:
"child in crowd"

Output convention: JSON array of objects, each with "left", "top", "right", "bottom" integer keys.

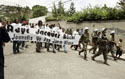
[{"left": 116, "top": 39, "right": 123, "bottom": 59}]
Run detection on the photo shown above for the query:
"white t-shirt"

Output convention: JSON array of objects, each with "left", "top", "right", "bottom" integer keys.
[
  {"left": 45, "top": 26, "right": 52, "bottom": 32},
  {"left": 73, "top": 30, "right": 79, "bottom": 36}
]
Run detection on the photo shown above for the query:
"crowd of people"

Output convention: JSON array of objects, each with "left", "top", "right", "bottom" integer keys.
[{"left": 0, "top": 19, "right": 124, "bottom": 79}]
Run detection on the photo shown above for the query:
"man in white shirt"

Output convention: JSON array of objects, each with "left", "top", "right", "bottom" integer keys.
[
  {"left": 71, "top": 29, "right": 79, "bottom": 50},
  {"left": 36, "top": 20, "right": 43, "bottom": 53},
  {"left": 11, "top": 19, "right": 22, "bottom": 54}
]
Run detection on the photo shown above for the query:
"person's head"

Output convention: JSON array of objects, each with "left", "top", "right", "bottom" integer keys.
[
  {"left": 76, "top": 29, "right": 79, "bottom": 32},
  {"left": 102, "top": 28, "right": 107, "bottom": 34},
  {"left": 62, "top": 28, "right": 65, "bottom": 32},
  {"left": 53, "top": 24, "right": 55, "bottom": 27},
  {"left": 66, "top": 28, "right": 69, "bottom": 31},
  {"left": 49, "top": 24, "right": 53, "bottom": 29},
  {"left": 38, "top": 20, "right": 43, "bottom": 27},
  {"left": 1, "top": 20, "right": 7, "bottom": 27},
  {"left": 16, "top": 19, "right": 19, "bottom": 24},
  {"left": 94, "top": 29, "right": 98, "bottom": 33},
  {"left": 119, "top": 39, "right": 122, "bottom": 42},
  {"left": 84, "top": 27, "right": 89, "bottom": 33},
  {"left": 22, "top": 21, "right": 27, "bottom": 26},
  {"left": 58, "top": 23, "right": 60, "bottom": 27},
  {"left": 110, "top": 30, "right": 115, "bottom": 36},
  {"left": 46, "top": 24, "right": 48, "bottom": 26}
]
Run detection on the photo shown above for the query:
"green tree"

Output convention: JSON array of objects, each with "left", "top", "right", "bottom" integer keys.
[
  {"left": 57, "top": 0, "right": 65, "bottom": 16},
  {"left": 32, "top": 5, "right": 48, "bottom": 18},
  {"left": 52, "top": 3, "right": 58, "bottom": 17},
  {"left": 68, "top": 2, "right": 75, "bottom": 16}
]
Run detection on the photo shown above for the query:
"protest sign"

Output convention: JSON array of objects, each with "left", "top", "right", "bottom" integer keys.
[{"left": 7, "top": 24, "right": 81, "bottom": 45}]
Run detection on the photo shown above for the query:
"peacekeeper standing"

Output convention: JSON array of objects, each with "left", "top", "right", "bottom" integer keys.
[
  {"left": 92, "top": 28, "right": 109, "bottom": 65},
  {"left": 108, "top": 30, "right": 117, "bottom": 61},
  {"left": 89, "top": 29, "right": 99, "bottom": 54},
  {"left": 79, "top": 27, "right": 90, "bottom": 60},
  {"left": 0, "top": 20, "right": 10, "bottom": 79}
]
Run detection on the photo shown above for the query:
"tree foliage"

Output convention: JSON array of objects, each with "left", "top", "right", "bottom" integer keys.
[
  {"left": 68, "top": 2, "right": 75, "bottom": 16},
  {"left": 0, "top": 5, "right": 31, "bottom": 22},
  {"left": 52, "top": 3, "right": 58, "bottom": 17},
  {"left": 67, "top": 5, "right": 125, "bottom": 23},
  {"left": 32, "top": 5, "right": 48, "bottom": 18}
]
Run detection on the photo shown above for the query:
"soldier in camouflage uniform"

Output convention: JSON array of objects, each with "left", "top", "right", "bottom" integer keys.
[
  {"left": 92, "top": 28, "right": 109, "bottom": 65},
  {"left": 79, "top": 27, "right": 90, "bottom": 60},
  {"left": 89, "top": 29, "right": 99, "bottom": 54},
  {"left": 108, "top": 31, "right": 117, "bottom": 61}
]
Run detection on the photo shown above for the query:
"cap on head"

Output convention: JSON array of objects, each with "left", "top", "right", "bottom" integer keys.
[
  {"left": 84, "top": 27, "right": 89, "bottom": 30},
  {"left": 110, "top": 30, "right": 115, "bottom": 34},
  {"left": 101, "top": 28, "right": 107, "bottom": 32},
  {"left": 94, "top": 29, "right": 98, "bottom": 32},
  {"left": 101, "top": 28, "right": 105, "bottom": 31}
]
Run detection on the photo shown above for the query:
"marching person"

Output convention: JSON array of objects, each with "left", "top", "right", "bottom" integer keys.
[
  {"left": 36, "top": 20, "right": 43, "bottom": 53},
  {"left": 51, "top": 24, "right": 58, "bottom": 53},
  {"left": 70, "top": 29, "right": 79, "bottom": 50},
  {"left": 60, "top": 28, "right": 67, "bottom": 53},
  {"left": 0, "top": 20, "right": 10, "bottom": 79},
  {"left": 108, "top": 30, "right": 117, "bottom": 61},
  {"left": 46, "top": 25, "right": 52, "bottom": 52},
  {"left": 79, "top": 27, "right": 90, "bottom": 60},
  {"left": 89, "top": 29, "right": 99, "bottom": 54},
  {"left": 116, "top": 39, "right": 123, "bottom": 59},
  {"left": 20, "top": 21, "right": 28, "bottom": 50},
  {"left": 12, "top": 19, "right": 21, "bottom": 54},
  {"left": 92, "top": 28, "right": 109, "bottom": 65}
]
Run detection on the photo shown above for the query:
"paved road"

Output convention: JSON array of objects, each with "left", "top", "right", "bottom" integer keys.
[{"left": 4, "top": 43, "right": 125, "bottom": 79}]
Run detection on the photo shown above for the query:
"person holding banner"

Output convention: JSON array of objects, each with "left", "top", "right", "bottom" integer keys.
[
  {"left": 0, "top": 20, "right": 10, "bottom": 79},
  {"left": 79, "top": 27, "right": 90, "bottom": 60},
  {"left": 70, "top": 29, "right": 79, "bottom": 50},
  {"left": 62, "top": 28, "right": 67, "bottom": 53},
  {"left": 46, "top": 25, "right": 52, "bottom": 52},
  {"left": 20, "top": 21, "right": 27, "bottom": 50},
  {"left": 36, "top": 20, "right": 43, "bottom": 53},
  {"left": 12, "top": 19, "right": 22, "bottom": 54}
]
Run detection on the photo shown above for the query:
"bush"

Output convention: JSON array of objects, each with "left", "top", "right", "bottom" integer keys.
[
  {"left": 45, "top": 16, "right": 58, "bottom": 21},
  {"left": 67, "top": 6, "right": 125, "bottom": 23}
]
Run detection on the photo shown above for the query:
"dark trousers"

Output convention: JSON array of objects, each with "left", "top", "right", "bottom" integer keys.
[
  {"left": 13, "top": 41, "right": 21, "bottom": 54},
  {"left": 0, "top": 58, "right": 4, "bottom": 79},
  {"left": 22, "top": 41, "right": 25, "bottom": 48},
  {"left": 93, "top": 47, "right": 108, "bottom": 63}
]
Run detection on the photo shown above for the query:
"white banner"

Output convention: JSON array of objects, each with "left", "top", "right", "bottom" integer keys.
[{"left": 7, "top": 24, "right": 81, "bottom": 45}]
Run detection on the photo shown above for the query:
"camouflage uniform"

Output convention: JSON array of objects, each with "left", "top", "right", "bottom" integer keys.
[
  {"left": 92, "top": 32, "right": 109, "bottom": 64},
  {"left": 108, "top": 34, "right": 116, "bottom": 60},
  {"left": 89, "top": 32, "right": 99, "bottom": 54},
  {"left": 79, "top": 32, "right": 90, "bottom": 59}
]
